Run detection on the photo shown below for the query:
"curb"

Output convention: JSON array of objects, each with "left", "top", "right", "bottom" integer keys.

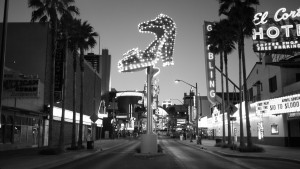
[
  {"left": 176, "top": 139, "right": 300, "bottom": 165},
  {"left": 174, "top": 139, "right": 254, "bottom": 169},
  {"left": 34, "top": 140, "right": 128, "bottom": 169},
  {"left": 214, "top": 151, "right": 300, "bottom": 164}
]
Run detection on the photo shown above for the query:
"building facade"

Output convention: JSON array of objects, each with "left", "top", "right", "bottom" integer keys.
[
  {"left": 100, "top": 49, "right": 111, "bottom": 96},
  {"left": 246, "top": 57, "right": 300, "bottom": 146},
  {"left": 162, "top": 100, "right": 172, "bottom": 109},
  {"left": 202, "top": 57, "right": 300, "bottom": 147},
  {"left": 0, "top": 23, "right": 104, "bottom": 150},
  {"left": 84, "top": 53, "right": 100, "bottom": 72}
]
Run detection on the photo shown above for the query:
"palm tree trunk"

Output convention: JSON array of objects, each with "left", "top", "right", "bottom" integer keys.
[
  {"left": 0, "top": 0, "right": 9, "bottom": 131},
  {"left": 224, "top": 53, "right": 232, "bottom": 145},
  {"left": 71, "top": 49, "right": 77, "bottom": 149},
  {"left": 221, "top": 52, "right": 225, "bottom": 144},
  {"left": 241, "top": 35, "right": 252, "bottom": 147},
  {"left": 78, "top": 48, "right": 84, "bottom": 148},
  {"left": 238, "top": 37, "right": 245, "bottom": 148},
  {"left": 49, "top": 19, "right": 58, "bottom": 148},
  {"left": 59, "top": 33, "right": 68, "bottom": 151}
]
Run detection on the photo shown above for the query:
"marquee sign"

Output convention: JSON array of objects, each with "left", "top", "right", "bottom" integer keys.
[
  {"left": 177, "top": 119, "right": 186, "bottom": 125},
  {"left": 256, "top": 94, "right": 300, "bottom": 115},
  {"left": 252, "top": 7, "right": 300, "bottom": 52},
  {"left": 203, "top": 21, "right": 216, "bottom": 105}
]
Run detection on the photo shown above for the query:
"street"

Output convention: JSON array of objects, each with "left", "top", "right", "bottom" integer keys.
[
  {"left": 162, "top": 138, "right": 300, "bottom": 169},
  {"left": 52, "top": 137, "right": 180, "bottom": 169},
  {"left": 51, "top": 137, "right": 300, "bottom": 169}
]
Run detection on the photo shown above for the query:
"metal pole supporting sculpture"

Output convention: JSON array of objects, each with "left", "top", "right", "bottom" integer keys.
[{"left": 118, "top": 14, "right": 176, "bottom": 154}]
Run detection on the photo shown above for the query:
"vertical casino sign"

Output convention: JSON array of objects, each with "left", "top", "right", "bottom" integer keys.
[{"left": 203, "top": 21, "right": 216, "bottom": 105}]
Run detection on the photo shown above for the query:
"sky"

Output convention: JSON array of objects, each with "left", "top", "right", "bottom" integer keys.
[{"left": 0, "top": 0, "right": 299, "bottom": 105}]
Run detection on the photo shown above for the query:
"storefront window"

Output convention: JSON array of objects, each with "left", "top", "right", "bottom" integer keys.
[{"left": 271, "top": 124, "right": 279, "bottom": 135}]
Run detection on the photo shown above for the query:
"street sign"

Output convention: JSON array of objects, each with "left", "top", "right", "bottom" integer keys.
[
  {"left": 226, "top": 103, "right": 238, "bottom": 114},
  {"left": 90, "top": 113, "right": 98, "bottom": 123},
  {"left": 230, "top": 117, "right": 237, "bottom": 121}
]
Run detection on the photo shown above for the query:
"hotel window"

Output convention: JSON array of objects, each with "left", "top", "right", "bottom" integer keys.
[
  {"left": 269, "top": 76, "right": 277, "bottom": 93},
  {"left": 260, "top": 82, "right": 263, "bottom": 91},
  {"left": 256, "top": 81, "right": 262, "bottom": 101},
  {"left": 248, "top": 88, "right": 253, "bottom": 102}
]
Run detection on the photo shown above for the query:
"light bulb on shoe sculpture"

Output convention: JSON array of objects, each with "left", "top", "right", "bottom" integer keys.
[{"left": 118, "top": 13, "right": 176, "bottom": 73}]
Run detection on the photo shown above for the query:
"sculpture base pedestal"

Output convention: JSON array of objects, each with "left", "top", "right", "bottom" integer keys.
[{"left": 140, "top": 133, "right": 157, "bottom": 154}]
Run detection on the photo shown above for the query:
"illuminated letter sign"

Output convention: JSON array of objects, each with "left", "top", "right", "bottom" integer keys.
[
  {"left": 252, "top": 7, "right": 300, "bottom": 53},
  {"left": 203, "top": 21, "right": 216, "bottom": 105},
  {"left": 256, "top": 94, "right": 300, "bottom": 115}
]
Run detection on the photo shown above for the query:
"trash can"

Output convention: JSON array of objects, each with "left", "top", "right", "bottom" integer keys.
[
  {"left": 87, "top": 141, "right": 94, "bottom": 149},
  {"left": 180, "top": 135, "right": 183, "bottom": 141}
]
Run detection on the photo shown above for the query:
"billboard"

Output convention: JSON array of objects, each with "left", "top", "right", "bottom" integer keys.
[
  {"left": 3, "top": 75, "right": 40, "bottom": 97},
  {"left": 203, "top": 21, "right": 216, "bottom": 105}
]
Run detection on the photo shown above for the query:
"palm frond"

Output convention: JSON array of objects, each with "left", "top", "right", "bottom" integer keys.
[{"left": 28, "top": 0, "right": 44, "bottom": 9}]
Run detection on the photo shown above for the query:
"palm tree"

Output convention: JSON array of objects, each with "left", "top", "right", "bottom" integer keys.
[
  {"left": 219, "top": 0, "right": 259, "bottom": 148},
  {"left": 57, "top": 12, "right": 79, "bottom": 151},
  {"left": 219, "top": 20, "right": 236, "bottom": 145},
  {"left": 208, "top": 19, "right": 236, "bottom": 144},
  {"left": 68, "top": 18, "right": 81, "bottom": 149},
  {"left": 67, "top": 18, "right": 94, "bottom": 149},
  {"left": 220, "top": 20, "right": 236, "bottom": 145},
  {"left": 28, "top": 0, "right": 79, "bottom": 147},
  {"left": 75, "top": 20, "right": 98, "bottom": 148}
]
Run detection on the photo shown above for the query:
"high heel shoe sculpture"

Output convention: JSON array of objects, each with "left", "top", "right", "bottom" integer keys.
[{"left": 118, "top": 13, "right": 176, "bottom": 73}]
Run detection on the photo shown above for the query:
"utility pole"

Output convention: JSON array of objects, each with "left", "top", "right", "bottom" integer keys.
[{"left": 0, "top": 0, "right": 9, "bottom": 128}]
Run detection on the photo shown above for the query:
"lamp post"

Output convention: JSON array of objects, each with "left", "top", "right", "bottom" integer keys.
[{"left": 175, "top": 79, "right": 200, "bottom": 137}]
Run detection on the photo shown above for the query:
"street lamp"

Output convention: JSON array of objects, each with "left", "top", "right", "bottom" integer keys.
[{"left": 174, "top": 79, "right": 200, "bottom": 137}]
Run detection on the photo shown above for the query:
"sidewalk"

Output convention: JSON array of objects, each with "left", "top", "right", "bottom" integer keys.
[
  {"left": 0, "top": 139, "right": 127, "bottom": 169},
  {"left": 176, "top": 138, "right": 300, "bottom": 164}
]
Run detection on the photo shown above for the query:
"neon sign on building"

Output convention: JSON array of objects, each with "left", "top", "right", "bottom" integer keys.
[
  {"left": 203, "top": 21, "right": 216, "bottom": 105},
  {"left": 252, "top": 7, "right": 300, "bottom": 52}
]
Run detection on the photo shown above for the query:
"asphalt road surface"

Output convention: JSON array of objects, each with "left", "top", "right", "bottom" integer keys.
[{"left": 52, "top": 137, "right": 300, "bottom": 169}]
